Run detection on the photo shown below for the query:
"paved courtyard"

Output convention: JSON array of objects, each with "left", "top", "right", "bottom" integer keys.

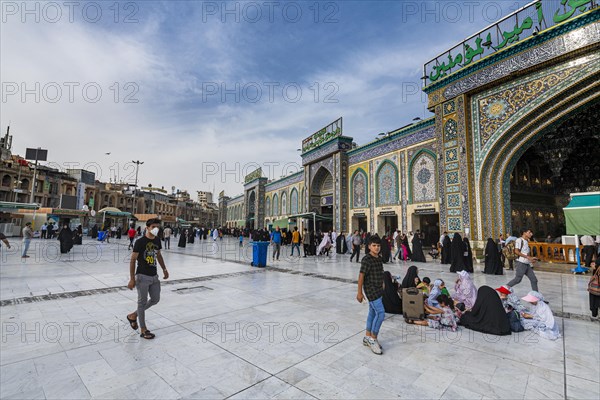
[{"left": 1, "top": 237, "right": 598, "bottom": 399}]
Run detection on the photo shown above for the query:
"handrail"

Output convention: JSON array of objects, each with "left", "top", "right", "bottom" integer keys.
[{"left": 529, "top": 241, "right": 578, "bottom": 264}]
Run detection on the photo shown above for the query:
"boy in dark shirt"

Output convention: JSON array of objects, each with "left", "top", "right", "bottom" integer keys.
[
  {"left": 357, "top": 235, "right": 384, "bottom": 355},
  {"left": 126, "top": 218, "right": 169, "bottom": 339}
]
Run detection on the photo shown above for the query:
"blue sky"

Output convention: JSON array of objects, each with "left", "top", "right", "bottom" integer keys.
[{"left": 1, "top": 0, "right": 533, "bottom": 198}]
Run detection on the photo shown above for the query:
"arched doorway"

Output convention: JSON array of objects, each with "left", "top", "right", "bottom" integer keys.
[
  {"left": 311, "top": 167, "right": 334, "bottom": 232},
  {"left": 246, "top": 191, "right": 256, "bottom": 229},
  {"left": 509, "top": 106, "right": 600, "bottom": 239},
  {"left": 476, "top": 64, "right": 600, "bottom": 240}
]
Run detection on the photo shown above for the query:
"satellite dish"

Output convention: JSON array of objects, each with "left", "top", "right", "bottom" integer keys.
[{"left": 91, "top": 210, "right": 96, "bottom": 217}]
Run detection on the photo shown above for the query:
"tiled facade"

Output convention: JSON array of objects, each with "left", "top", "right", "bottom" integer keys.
[{"left": 224, "top": 10, "right": 600, "bottom": 242}]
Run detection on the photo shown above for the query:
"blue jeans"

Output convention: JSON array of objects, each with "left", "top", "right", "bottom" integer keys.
[
  {"left": 366, "top": 297, "right": 385, "bottom": 336},
  {"left": 291, "top": 243, "right": 300, "bottom": 256},
  {"left": 22, "top": 239, "right": 31, "bottom": 257}
]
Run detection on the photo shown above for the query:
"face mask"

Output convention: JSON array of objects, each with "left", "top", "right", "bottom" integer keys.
[{"left": 150, "top": 227, "right": 160, "bottom": 236}]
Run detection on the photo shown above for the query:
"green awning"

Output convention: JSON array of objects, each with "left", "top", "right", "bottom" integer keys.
[
  {"left": 0, "top": 201, "right": 40, "bottom": 212},
  {"left": 288, "top": 213, "right": 333, "bottom": 221},
  {"left": 272, "top": 218, "right": 289, "bottom": 229},
  {"left": 563, "top": 192, "right": 600, "bottom": 235}
]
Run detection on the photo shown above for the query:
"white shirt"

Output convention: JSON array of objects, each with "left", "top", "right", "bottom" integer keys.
[
  {"left": 580, "top": 235, "right": 595, "bottom": 246},
  {"left": 515, "top": 237, "right": 530, "bottom": 264},
  {"left": 439, "top": 234, "right": 446, "bottom": 246}
]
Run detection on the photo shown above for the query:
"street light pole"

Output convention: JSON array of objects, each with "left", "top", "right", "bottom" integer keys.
[
  {"left": 131, "top": 160, "right": 144, "bottom": 225},
  {"left": 29, "top": 147, "right": 41, "bottom": 204}
]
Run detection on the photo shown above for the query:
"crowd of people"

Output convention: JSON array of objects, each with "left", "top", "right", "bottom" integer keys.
[{"left": 357, "top": 235, "right": 569, "bottom": 356}]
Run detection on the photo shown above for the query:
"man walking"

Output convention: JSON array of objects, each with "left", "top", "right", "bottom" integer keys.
[
  {"left": 41, "top": 223, "right": 47, "bottom": 239},
  {"left": 507, "top": 228, "right": 539, "bottom": 292},
  {"left": 22, "top": 222, "right": 33, "bottom": 258},
  {"left": 127, "top": 225, "right": 136, "bottom": 250},
  {"left": 302, "top": 228, "right": 310, "bottom": 257},
  {"left": 163, "top": 225, "right": 172, "bottom": 250},
  {"left": 126, "top": 218, "right": 169, "bottom": 339},
  {"left": 350, "top": 230, "right": 362, "bottom": 263},
  {"left": 271, "top": 226, "right": 282, "bottom": 262},
  {"left": 291, "top": 227, "right": 301, "bottom": 257}
]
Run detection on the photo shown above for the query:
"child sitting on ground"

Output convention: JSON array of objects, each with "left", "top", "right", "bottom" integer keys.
[
  {"left": 417, "top": 277, "right": 431, "bottom": 294},
  {"left": 408, "top": 294, "right": 458, "bottom": 331},
  {"left": 428, "top": 245, "right": 439, "bottom": 260}
]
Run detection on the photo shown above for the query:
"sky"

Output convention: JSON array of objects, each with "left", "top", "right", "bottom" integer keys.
[{"left": 1, "top": 0, "right": 534, "bottom": 199}]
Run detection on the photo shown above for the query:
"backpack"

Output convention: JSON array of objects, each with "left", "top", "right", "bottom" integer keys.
[
  {"left": 503, "top": 241, "right": 518, "bottom": 261},
  {"left": 507, "top": 310, "right": 524, "bottom": 332},
  {"left": 588, "top": 270, "right": 600, "bottom": 296}
]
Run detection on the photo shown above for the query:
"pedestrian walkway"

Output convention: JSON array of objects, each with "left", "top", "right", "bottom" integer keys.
[{"left": 1, "top": 237, "right": 598, "bottom": 399}]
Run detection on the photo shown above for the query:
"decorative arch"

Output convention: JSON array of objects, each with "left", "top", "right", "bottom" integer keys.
[
  {"left": 408, "top": 149, "right": 437, "bottom": 204},
  {"left": 281, "top": 191, "right": 287, "bottom": 215},
  {"left": 2, "top": 174, "right": 11, "bottom": 187},
  {"left": 350, "top": 168, "right": 368, "bottom": 209},
  {"left": 375, "top": 161, "right": 399, "bottom": 206},
  {"left": 290, "top": 188, "right": 299, "bottom": 215},
  {"left": 476, "top": 67, "right": 600, "bottom": 240},
  {"left": 265, "top": 196, "right": 271, "bottom": 218},
  {"left": 272, "top": 193, "right": 279, "bottom": 216},
  {"left": 300, "top": 188, "right": 305, "bottom": 213}
]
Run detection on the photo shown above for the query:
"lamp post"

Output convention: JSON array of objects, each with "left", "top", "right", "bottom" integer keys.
[{"left": 131, "top": 160, "right": 143, "bottom": 225}]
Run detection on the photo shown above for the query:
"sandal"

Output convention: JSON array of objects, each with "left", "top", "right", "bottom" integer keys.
[
  {"left": 405, "top": 319, "right": 415, "bottom": 325},
  {"left": 126, "top": 315, "right": 138, "bottom": 330},
  {"left": 140, "top": 330, "right": 155, "bottom": 339}
]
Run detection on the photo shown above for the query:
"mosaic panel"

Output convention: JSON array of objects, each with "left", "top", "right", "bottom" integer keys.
[
  {"left": 447, "top": 194, "right": 461, "bottom": 208},
  {"left": 272, "top": 194, "right": 279, "bottom": 217},
  {"left": 477, "top": 66, "right": 583, "bottom": 146},
  {"left": 400, "top": 152, "right": 407, "bottom": 232},
  {"left": 446, "top": 171, "right": 459, "bottom": 186},
  {"left": 445, "top": 162, "right": 459, "bottom": 171},
  {"left": 376, "top": 162, "right": 399, "bottom": 206},
  {"left": 369, "top": 161, "right": 375, "bottom": 232},
  {"left": 447, "top": 185, "right": 460, "bottom": 193},
  {"left": 265, "top": 197, "right": 271, "bottom": 217},
  {"left": 448, "top": 209, "right": 461, "bottom": 216},
  {"left": 302, "top": 138, "right": 353, "bottom": 165},
  {"left": 444, "top": 119, "right": 458, "bottom": 141},
  {"left": 456, "top": 96, "right": 471, "bottom": 231},
  {"left": 443, "top": 100, "right": 455, "bottom": 116},
  {"left": 444, "top": 140, "right": 458, "bottom": 148},
  {"left": 265, "top": 172, "right": 303, "bottom": 192},
  {"left": 351, "top": 169, "right": 368, "bottom": 208},
  {"left": 290, "top": 189, "right": 298, "bottom": 215},
  {"left": 411, "top": 153, "right": 436, "bottom": 203},
  {"left": 448, "top": 217, "right": 462, "bottom": 231},
  {"left": 348, "top": 124, "right": 435, "bottom": 164},
  {"left": 445, "top": 148, "right": 458, "bottom": 162},
  {"left": 442, "top": 20, "right": 600, "bottom": 100}
]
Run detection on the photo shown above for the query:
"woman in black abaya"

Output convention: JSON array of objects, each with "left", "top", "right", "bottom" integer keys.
[
  {"left": 402, "top": 265, "right": 420, "bottom": 289},
  {"left": 484, "top": 238, "right": 504, "bottom": 275},
  {"left": 463, "top": 237, "right": 474, "bottom": 273},
  {"left": 178, "top": 229, "right": 187, "bottom": 248},
  {"left": 336, "top": 232, "right": 348, "bottom": 254},
  {"left": 383, "top": 271, "right": 402, "bottom": 314},
  {"left": 449, "top": 233, "right": 465, "bottom": 272},
  {"left": 380, "top": 235, "right": 391, "bottom": 263},
  {"left": 411, "top": 234, "right": 426, "bottom": 262},
  {"left": 188, "top": 228, "right": 195, "bottom": 244},
  {"left": 459, "top": 286, "right": 511, "bottom": 335},
  {"left": 58, "top": 225, "right": 74, "bottom": 254},
  {"left": 441, "top": 235, "right": 452, "bottom": 264}
]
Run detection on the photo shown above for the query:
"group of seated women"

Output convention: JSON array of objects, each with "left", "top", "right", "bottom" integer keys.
[{"left": 381, "top": 266, "right": 561, "bottom": 340}]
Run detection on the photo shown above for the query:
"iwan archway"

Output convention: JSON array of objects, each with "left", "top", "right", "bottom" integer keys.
[{"left": 475, "top": 55, "right": 600, "bottom": 240}]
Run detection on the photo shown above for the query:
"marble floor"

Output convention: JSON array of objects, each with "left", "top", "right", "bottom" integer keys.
[{"left": 1, "top": 237, "right": 598, "bottom": 399}]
